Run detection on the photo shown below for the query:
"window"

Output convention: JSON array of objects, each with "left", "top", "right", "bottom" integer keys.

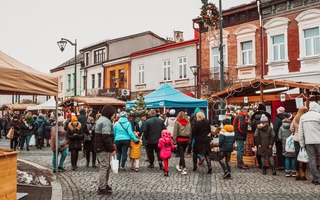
[
  {"left": 304, "top": 27, "right": 320, "bottom": 56},
  {"left": 178, "top": 57, "right": 187, "bottom": 79},
  {"left": 67, "top": 74, "right": 71, "bottom": 90},
  {"left": 119, "top": 69, "right": 125, "bottom": 88},
  {"left": 72, "top": 73, "right": 75, "bottom": 90},
  {"left": 272, "top": 34, "right": 285, "bottom": 61},
  {"left": 241, "top": 41, "right": 253, "bottom": 65},
  {"left": 163, "top": 60, "right": 171, "bottom": 81},
  {"left": 138, "top": 65, "right": 144, "bottom": 84},
  {"left": 83, "top": 76, "right": 86, "bottom": 90},
  {"left": 211, "top": 46, "right": 226, "bottom": 80},
  {"left": 85, "top": 53, "right": 89, "bottom": 66},
  {"left": 59, "top": 75, "right": 63, "bottom": 92},
  {"left": 91, "top": 74, "right": 95, "bottom": 89},
  {"left": 94, "top": 49, "right": 105, "bottom": 63},
  {"left": 98, "top": 73, "right": 101, "bottom": 88}
]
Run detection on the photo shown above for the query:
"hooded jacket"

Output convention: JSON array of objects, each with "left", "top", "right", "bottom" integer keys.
[
  {"left": 299, "top": 102, "right": 320, "bottom": 146},
  {"left": 273, "top": 112, "right": 291, "bottom": 141},
  {"left": 254, "top": 123, "right": 275, "bottom": 156},
  {"left": 219, "top": 124, "right": 235, "bottom": 152},
  {"left": 114, "top": 117, "right": 138, "bottom": 143},
  {"left": 278, "top": 119, "right": 295, "bottom": 157},
  {"left": 173, "top": 118, "right": 192, "bottom": 144},
  {"left": 94, "top": 115, "right": 115, "bottom": 153},
  {"left": 158, "top": 130, "right": 175, "bottom": 159},
  {"left": 66, "top": 121, "right": 83, "bottom": 150}
]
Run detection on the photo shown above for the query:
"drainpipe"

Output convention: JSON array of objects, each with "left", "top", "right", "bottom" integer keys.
[{"left": 257, "top": 0, "right": 264, "bottom": 79}]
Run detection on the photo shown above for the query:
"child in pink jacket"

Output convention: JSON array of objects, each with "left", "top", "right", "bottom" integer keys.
[{"left": 158, "top": 130, "right": 175, "bottom": 176}]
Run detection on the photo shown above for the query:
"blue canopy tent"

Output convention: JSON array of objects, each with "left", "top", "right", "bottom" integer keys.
[{"left": 126, "top": 83, "right": 208, "bottom": 116}]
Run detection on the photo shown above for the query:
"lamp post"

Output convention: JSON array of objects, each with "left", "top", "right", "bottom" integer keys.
[
  {"left": 57, "top": 38, "right": 77, "bottom": 97},
  {"left": 218, "top": 0, "right": 225, "bottom": 116},
  {"left": 190, "top": 65, "right": 200, "bottom": 98}
]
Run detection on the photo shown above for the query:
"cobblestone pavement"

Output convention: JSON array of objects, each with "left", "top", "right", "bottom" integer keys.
[{"left": 1, "top": 138, "right": 320, "bottom": 200}]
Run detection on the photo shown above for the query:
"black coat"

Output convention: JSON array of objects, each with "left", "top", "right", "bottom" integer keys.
[
  {"left": 83, "top": 119, "right": 95, "bottom": 151},
  {"left": 9, "top": 119, "right": 20, "bottom": 139},
  {"left": 77, "top": 113, "right": 88, "bottom": 134},
  {"left": 66, "top": 122, "right": 83, "bottom": 150},
  {"left": 144, "top": 116, "right": 166, "bottom": 144},
  {"left": 192, "top": 119, "right": 211, "bottom": 155},
  {"left": 19, "top": 121, "right": 29, "bottom": 137},
  {"left": 273, "top": 113, "right": 290, "bottom": 142}
]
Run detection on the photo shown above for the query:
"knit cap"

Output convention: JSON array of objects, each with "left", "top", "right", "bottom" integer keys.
[
  {"left": 71, "top": 116, "right": 78, "bottom": 122},
  {"left": 222, "top": 118, "right": 231, "bottom": 125},
  {"left": 277, "top": 106, "right": 285, "bottom": 114},
  {"left": 260, "top": 114, "right": 268, "bottom": 122},
  {"left": 120, "top": 111, "right": 128, "bottom": 118},
  {"left": 169, "top": 109, "right": 175, "bottom": 115}
]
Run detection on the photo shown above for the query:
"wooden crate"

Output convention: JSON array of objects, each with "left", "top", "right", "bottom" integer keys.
[
  {"left": 230, "top": 152, "right": 258, "bottom": 166},
  {"left": 0, "top": 149, "right": 19, "bottom": 200}
]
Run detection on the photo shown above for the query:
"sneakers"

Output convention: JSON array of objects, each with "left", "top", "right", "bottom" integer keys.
[
  {"left": 106, "top": 185, "right": 112, "bottom": 191},
  {"left": 176, "top": 165, "right": 182, "bottom": 172},
  {"left": 164, "top": 171, "right": 169, "bottom": 176},
  {"left": 181, "top": 170, "right": 187, "bottom": 175},
  {"left": 312, "top": 180, "right": 320, "bottom": 185},
  {"left": 58, "top": 167, "right": 66, "bottom": 171},
  {"left": 286, "top": 172, "right": 291, "bottom": 177},
  {"left": 223, "top": 171, "right": 230, "bottom": 179}
]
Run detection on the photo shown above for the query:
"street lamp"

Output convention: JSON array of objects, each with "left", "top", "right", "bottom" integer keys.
[
  {"left": 57, "top": 38, "right": 77, "bottom": 97},
  {"left": 190, "top": 65, "right": 200, "bottom": 98}
]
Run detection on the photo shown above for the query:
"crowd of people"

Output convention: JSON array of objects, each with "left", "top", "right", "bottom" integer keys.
[{"left": 1, "top": 101, "right": 320, "bottom": 196}]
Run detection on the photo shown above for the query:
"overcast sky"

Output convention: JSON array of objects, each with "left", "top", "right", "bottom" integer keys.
[{"left": 1, "top": 0, "right": 253, "bottom": 74}]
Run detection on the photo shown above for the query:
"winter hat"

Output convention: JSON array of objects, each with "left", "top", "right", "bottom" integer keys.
[
  {"left": 39, "top": 113, "right": 44, "bottom": 118},
  {"left": 194, "top": 107, "right": 200, "bottom": 114},
  {"left": 222, "top": 118, "right": 231, "bottom": 125},
  {"left": 161, "top": 130, "right": 172, "bottom": 139},
  {"left": 101, "top": 105, "right": 116, "bottom": 119},
  {"left": 80, "top": 109, "right": 86, "bottom": 114},
  {"left": 277, "top": 106, "right": 285, "bottom": 114},
  {"left": 71, "top": 116, "right": 78, "bottom": 122},
  {"left": 169, "top": 109, "right": 175, "bottom": 115},
  {"left": 260, "top": 114, "right": 268, "bottom": 122},
  {"left": 13, "top": 115, "right": 19, "bottom": 119},
  {"left": 120, "top": 111, "right": 128, "bottom": 118},
  {"left": 89, "top": 110, "right": 96, "bottom": 119},
  {"left": 66, "top": 113, "right": 71, "bottom": 119},
  {"left": 258, "top": 104, "right": 266, "bottom": 111}
]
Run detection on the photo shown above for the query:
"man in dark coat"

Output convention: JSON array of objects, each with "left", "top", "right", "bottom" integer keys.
[
  {"left": 77, "top": 109, "right": 88, "bottom": 134},
  {"left": 144, "top": 109, "right": 166, "bottom": 169},
  {"left": 233, "top": 107, "right": 249, "bottom": 169},
  {"left": 273, "top": 106, "right": 291, "bottom": 170},
  {"left": 250, "top": 104, "right": 272, "bottom": 168}
]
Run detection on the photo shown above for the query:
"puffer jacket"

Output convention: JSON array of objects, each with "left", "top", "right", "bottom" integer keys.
[
  {"left": 158, "top": 130, "right": 175, "bottom": 159},
  {"left": 299, "top": 102, "right": 320, "bottom": 146},
  {"left": 114, "top": 117, "right": 138, "bottom": 143},
  {"left": 130, "top": 139, "right": 142, "bottom": 159},
  {"left": 164, "top": 116, "right": 176, "bottom": 133},
  {"left": 273, "top": 112, "right": 291, "bottom": 141},
  {"left": 66, "top": 122, "right": 83, "bottom": 150},
  {"left": 94, "top": 115, "right": 115, "bottom": 153},
  {"left": 19, "top": 121, "right": 29, "bottom": 137},
  {"left": 290, "top": 119, "right": 300, "bottom": 142},
  {"left": 173, "top": 118, "right": 192, "bottom": 144},
  {"left": 254, "top": 123, "right": 275, "bottom": 156},
  {"left": 219, "top": 124, "right": 235, "bottom": 152},
  {"left": 278, "top": 120, "right": 295, "bottom": 157}
]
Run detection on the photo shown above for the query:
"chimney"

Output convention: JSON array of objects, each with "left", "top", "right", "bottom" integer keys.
[{"left": 174, "top": 31, "right": 184, "bottom": 42}]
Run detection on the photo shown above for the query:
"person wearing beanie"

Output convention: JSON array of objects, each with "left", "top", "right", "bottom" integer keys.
[
  {"left": 94, "top": 105, "right": 117, "bottom": 195},
  {"left": 77, "top": 109, "right": 88, "bottom": 144},
  {"left": 114, "top": 111, "right": 139, "bottom": 171},
  {"left": 66, "top": 115, "right": 83, "bottom": 170},
  {"left": 273, "top": 106, "right": 292, "bottom": 170},
  {"left": 278, "top": 118, "right": 295, "bottom": 177},
  {"left": 34, "top": 113, "right": 47, "bottom": 149},
  {"left": 158, "top": 130, "right": 175, "bottom": 176},
  {"left": 83, "top": 110, "right": 97, "bottom": 168},
  {"left": 218, "top": 118, "right": 235, "bottom": 179},
  {"left": 254, "top": 114, "right": 276, "bottom": 175}
]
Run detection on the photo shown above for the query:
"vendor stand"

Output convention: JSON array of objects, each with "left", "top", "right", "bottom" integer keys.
[{"left": 211, "top": 78, "right": 320, "bottom": 166}]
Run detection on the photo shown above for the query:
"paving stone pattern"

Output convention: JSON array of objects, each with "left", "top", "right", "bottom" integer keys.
[{"left": 1, "top": 138, "right": 320, "bottom": 199}]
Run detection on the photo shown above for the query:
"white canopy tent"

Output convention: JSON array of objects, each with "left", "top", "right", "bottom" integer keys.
[{"left": 26, "top": 97, "right": 62, "bottom": 110}]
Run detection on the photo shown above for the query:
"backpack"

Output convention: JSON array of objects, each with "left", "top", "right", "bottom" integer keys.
[{"left": 285, "top": 134, "right": 295, "bottom": 153}]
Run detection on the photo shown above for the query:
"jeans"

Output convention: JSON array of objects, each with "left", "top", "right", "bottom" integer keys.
[
  {"left": 285, "top": 156, "right": 296, "bottom": 172},
  {"left": 97, "top": 152, "right": 111, "bottom": 190},
  {"left": 52, "top": 149, "right": 68, "bottom": 170},
  {"left": 306, "top": 144, "right": 320, "bottom": 181},
  {"left": 115, "top": 140, "right": 130, "bottom": 168},
  {"left": 218, "top": 151, "right": 231, "bottom": 173},
  {"left": 20, "top": 136, "right": 27, "bottom": 149},
  {"left": 177, "top": 142, "right": 188, "bottom": 169},
  {"left": 236, "top": 140, "right": 245, "bottom": 165},
  {"left": 26, "top": 132, "right": 33, "bottom": 149}
]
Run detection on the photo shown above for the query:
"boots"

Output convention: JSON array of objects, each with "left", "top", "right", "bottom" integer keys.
[
  {"left": 271, "top": 165, "right": 276, "bottom": 175},
  {"left": 205, "top": 156, "right": 212, "bottom": 174},
  {"left": 92, "top": 152, "right": 97, "bottom": 168},
  {"left": 295, "top": 171, "right": 301, "bottom": 180},
  {"left": 192, "top": 153, "right": 197, "bottom": 171},
  {"left": 301, "top": 171, "right": 307, "bottom": 180},
  {"left": 262, "top": 166, "right": 267, "bottom": 174},
  {"left": 86, "top": 151, "right": 90, "bottom": 167}
]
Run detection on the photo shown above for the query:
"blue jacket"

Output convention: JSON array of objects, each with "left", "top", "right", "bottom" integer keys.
[
  {"left": 219, "top": 124, "right": 235, "bottom": 152},
  {"left": 114, "top": 117, "right": 138, "bottom": 143}
]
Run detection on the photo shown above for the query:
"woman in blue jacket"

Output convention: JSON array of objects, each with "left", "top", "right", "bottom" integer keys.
[{"left": 114, "top": 111, "right": 139, "bottom": 171}]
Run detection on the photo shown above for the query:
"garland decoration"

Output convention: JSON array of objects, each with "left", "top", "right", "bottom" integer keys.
[{"left": 200, "top": 2, "right": 219, "bottom": 27}]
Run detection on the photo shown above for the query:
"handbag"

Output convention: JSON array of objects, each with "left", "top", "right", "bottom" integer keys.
[
  {"left": 297, "top": 147, "right": 309, "bottom": 163},
  {"left": 110, "top": 155, "right": 119, "bottom": 174},
  {"left": 84, "top": 134, "right": 92, "bottom": 141},
  {"left": 59, "top": 138, "right": 67, "bottom": 146},
  {"left": 285, "top": 134, "right": 295, "bottom": 153},
  {"left": 7, "top": 127, "right": 14, "bottom": 139}
]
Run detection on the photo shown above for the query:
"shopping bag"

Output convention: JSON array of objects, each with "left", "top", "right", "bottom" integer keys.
[
  {"left": 7, "top": 127, "right": 14, "bottom": 139},
  {"left": 29, "top": 135, "right": 36, "bottom": 146},
  {"left": 297, "top": 147, "right": 309, "bottom": 163},
  {"left": 110, "top": 155, "right": 119, "bottom": 174},
  {"left": 285, "top": 134, "right": 295, "bottom": 153}
]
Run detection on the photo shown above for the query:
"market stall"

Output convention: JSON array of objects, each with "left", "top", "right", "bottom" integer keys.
[{"left": 211, "top": 78, "right": 320, "bottom": 166}]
